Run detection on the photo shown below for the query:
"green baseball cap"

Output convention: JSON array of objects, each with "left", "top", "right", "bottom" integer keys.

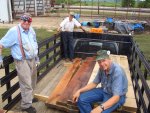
[{"left": 96, "top": 50, "right": 110, "bottom": 61}]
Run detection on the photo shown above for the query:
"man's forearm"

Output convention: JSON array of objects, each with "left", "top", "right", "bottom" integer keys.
[
  {"left": 80, "top": 26, "right": 86, "bottom": 32},
  {"left": 78, "top": 82, "right": 97, "bottom": 93},
  {"left": 101, "top": 95, "right": 120, "bottom": 110}
]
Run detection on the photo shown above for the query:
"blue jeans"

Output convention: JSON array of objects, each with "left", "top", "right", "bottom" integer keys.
[
  {"left": 61, "top": 32, "right": 74, "bottom": 60},
  {"left": 77, "top": 88, "right": 126, "bottom": 113}
]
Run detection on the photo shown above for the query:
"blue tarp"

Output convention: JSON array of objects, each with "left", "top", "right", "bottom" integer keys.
[
  {"left": 105, "top": 17, "right": 113, "bottom": 23},
  {"left": 132, "top": 23, "right": 144, "bottom": 30}
]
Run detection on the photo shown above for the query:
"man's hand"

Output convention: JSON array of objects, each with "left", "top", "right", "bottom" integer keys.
[
  {"left": 57, "top": 27, "right": 61, "bottom": 33},
  {"left": 0, "top": 55, "right": 3, "bottom": 68},
  {"left": 90, "top": 106, "right": 102, "bottom": 113},
  {"left": 35, "top": 56, "right": 40, "bottom": 67},
  {"left": 72, "top": 90, "right": 80, "bottom": 103}
]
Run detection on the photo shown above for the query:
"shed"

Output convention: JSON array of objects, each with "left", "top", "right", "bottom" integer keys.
[{"left": 0, "top": 0, "right": 12, "bottom": 23}]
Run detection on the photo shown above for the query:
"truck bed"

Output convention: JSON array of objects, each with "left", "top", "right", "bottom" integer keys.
[{"left": 10, "top": 55, "right": 137, "bottom": 113}]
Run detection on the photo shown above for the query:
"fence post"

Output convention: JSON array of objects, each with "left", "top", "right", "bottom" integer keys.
[
  {"left": 54, "top": 35, "right": 56, "bottom": 62},
  {"left": 4, "top": 65, "right": 12, "bottom": 103},
  {"left": 46, "top": 43, "right": 49, "bottom": 69}
]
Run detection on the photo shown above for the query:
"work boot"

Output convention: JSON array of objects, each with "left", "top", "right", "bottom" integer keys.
[
  {"left": 65, "top": 58, "right": 70, "bottom": 62},
  {"left": 32, "top": 98, "right": 38, "bottom": 103},
  {"left": 22, "top": 106, "right": 36, "bottom": 113},
  {"left": 70, "top": 59, "right": 73, "bottom": 62}
]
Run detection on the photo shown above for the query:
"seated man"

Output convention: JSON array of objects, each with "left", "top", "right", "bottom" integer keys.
[{"left": 73, "top": 50, "right": 128, "bottom": 113}]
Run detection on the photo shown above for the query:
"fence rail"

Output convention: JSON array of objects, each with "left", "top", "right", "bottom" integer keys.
[{"left": 129, "top": 40, "right": 150, "bottom": 113}]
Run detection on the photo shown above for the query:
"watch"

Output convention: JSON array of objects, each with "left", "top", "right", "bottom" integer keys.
[{"left": 100, "top": 104, "right": 104, "bottom": 111}]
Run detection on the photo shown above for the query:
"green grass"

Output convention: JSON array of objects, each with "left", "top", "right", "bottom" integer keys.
[
  {"left": 35, "top": 28, "right": 56, "bottom": 42},
  {"left": 73, "top": 1, "right": 122, "bottom": 7},
  {"left": 0, "top": 28, "right": 55, "bottom": 56},
  {"left": 134, "top": 33, "right": 150, "bottom": 61}
]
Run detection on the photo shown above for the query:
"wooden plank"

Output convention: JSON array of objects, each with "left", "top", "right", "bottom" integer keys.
[
  {"left": 122, "top": 98, "right": 137, "bottom": 112},
  {"left": 0, "top": 110, "right": 16, "bottom": 113},
  {"left": 119, "top": 56, "right": 133, "bottom": 85},
  {"left": 110, "top": 54, "right": 121, "bottom": 65},
  {"left": 46, "top": 103, "right": 79, "bottom": 113},
  {"left": 46, "top": 58, "right": 81, "bottom": 104},
  {"left": 34, "top": 94, "right": 49, "bottom": 102},
  {"left": 35, "top": 60, "right": 66, "bottom": 95},
  {"left": 126, "top": 86, "right": 136, "bottom": 99},
  {"left": 87, "top": 62, "right": 99, "bottom": 84},
  {"left": 0, "top": 109, "right": 5, "bottom": 113},
  {"left": 39, "top": 61, "right": 67, "bottom": 95},
  {"left": 57, "top": 57, "right": 96, "bottom": 103}
]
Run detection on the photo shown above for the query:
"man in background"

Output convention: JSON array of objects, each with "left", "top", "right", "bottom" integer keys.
[{"left": 57, "top": 12, "right": 86, "bottom": 62}]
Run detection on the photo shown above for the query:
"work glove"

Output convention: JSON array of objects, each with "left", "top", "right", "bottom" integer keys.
[
  {"left": 0, "top": 55, "right": 3, "bottom": 68},
  {"left": 35, "top": 56, "right": 40, "bottom": 67}
]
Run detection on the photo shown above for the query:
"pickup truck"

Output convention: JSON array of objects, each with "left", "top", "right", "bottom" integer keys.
[{"left": 0, "top": 32, "right": 149, "bottom": 113}]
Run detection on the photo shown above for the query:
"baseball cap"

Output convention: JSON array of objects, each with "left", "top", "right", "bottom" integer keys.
[
  {"left": 96, "top": 50, "right": 110, "bottom": 61},
  {"left": 20, "top": 13, "right": 32, "bottom": 23},
  {"left": 69, "top": 12, "right": 75, "bottom": 16}
]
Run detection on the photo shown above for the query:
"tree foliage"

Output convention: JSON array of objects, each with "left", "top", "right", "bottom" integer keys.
[
  {"left": 55, "top": 0, "right": 77, "bottom": 4},
  {"left": 122, "top": 0, "right": 135, "bottom": 7},
  {"left": 138, "top": 0, "right": 150, "bottom": 8}
]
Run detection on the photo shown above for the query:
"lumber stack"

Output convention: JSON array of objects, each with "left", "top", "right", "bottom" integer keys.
[{"left": 45, "top": 57, "right": 96, "bottom": 113}]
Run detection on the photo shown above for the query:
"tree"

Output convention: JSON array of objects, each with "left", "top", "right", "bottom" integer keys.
[
  {"left": 145, "top": 0, "right": 150, "bottom": 7},
  {"left": 138, "top": 0, "right": 150, "bottom": 8},
  {"left": 122, "top": 0, "right": 135, "bottom": 7}
]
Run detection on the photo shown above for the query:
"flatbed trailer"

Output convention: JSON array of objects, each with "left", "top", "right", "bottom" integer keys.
[{"left": 0, "top": 32, "right": 149, "bottom": 113}]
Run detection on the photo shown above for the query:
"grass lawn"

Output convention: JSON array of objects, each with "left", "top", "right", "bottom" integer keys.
[
  {"left": 0, "top": 28, "right": 55, "bottom": 56},
  {"left": 0, "top": 28, "right": 55, "bottom": 41},
  {"left": 134, "top": 33, "right": 150, "bottom": 61},
  {"left": 73, "top": 1, "right": 122, "bottom": 7}
]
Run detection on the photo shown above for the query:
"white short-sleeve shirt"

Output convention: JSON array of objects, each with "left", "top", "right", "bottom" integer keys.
[{"left": 60, "top": 17, "right": 81, "bottom": 32}]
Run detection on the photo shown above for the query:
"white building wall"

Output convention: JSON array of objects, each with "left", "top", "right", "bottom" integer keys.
[{"left": 0, "top": 0, "right": 12, "bottom": 23}]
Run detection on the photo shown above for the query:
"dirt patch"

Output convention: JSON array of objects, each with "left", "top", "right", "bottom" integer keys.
[{"left": 0, "top": 17, "right": 64, "bottom": 30}]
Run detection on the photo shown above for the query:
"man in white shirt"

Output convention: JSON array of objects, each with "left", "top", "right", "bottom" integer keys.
[{"left": 57, "top": 12, "right": 86, "bottom": 62}]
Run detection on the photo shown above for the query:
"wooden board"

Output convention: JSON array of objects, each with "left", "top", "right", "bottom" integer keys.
[
  {"left": 46, "top": 58, "right": 81, "bottom": 104},
  {"left": 0, "top": 109, "right": 5, "bottom": 113},
  {"left": 58, "top": 57, "right": 96, "bottom": 102}
]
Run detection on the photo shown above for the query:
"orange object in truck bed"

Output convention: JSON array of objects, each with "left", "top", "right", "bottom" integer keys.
[{"left": 90, "top": 28, "right": 103, "bottom": 33}]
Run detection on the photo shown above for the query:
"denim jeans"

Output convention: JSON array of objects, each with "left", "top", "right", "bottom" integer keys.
[
  {"left": 61, "top": 32, "right": 74, "bottom": 60},
  {"left": 77, "top": 88, "right": 126, "bottom": 113}
]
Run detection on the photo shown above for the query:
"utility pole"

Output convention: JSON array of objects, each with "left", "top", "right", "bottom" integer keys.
[
  {"left": 114, "top": 0, "right": 117, "bottom": 18},
  {"left": 98, "top": 0, "right": 100, "bottom": 15},
  {"left": 80, "top": 0, "right": 81, "bottom": 15},
  {"left": 34, "top": 0, "right": 37, "bottom": 16}
]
